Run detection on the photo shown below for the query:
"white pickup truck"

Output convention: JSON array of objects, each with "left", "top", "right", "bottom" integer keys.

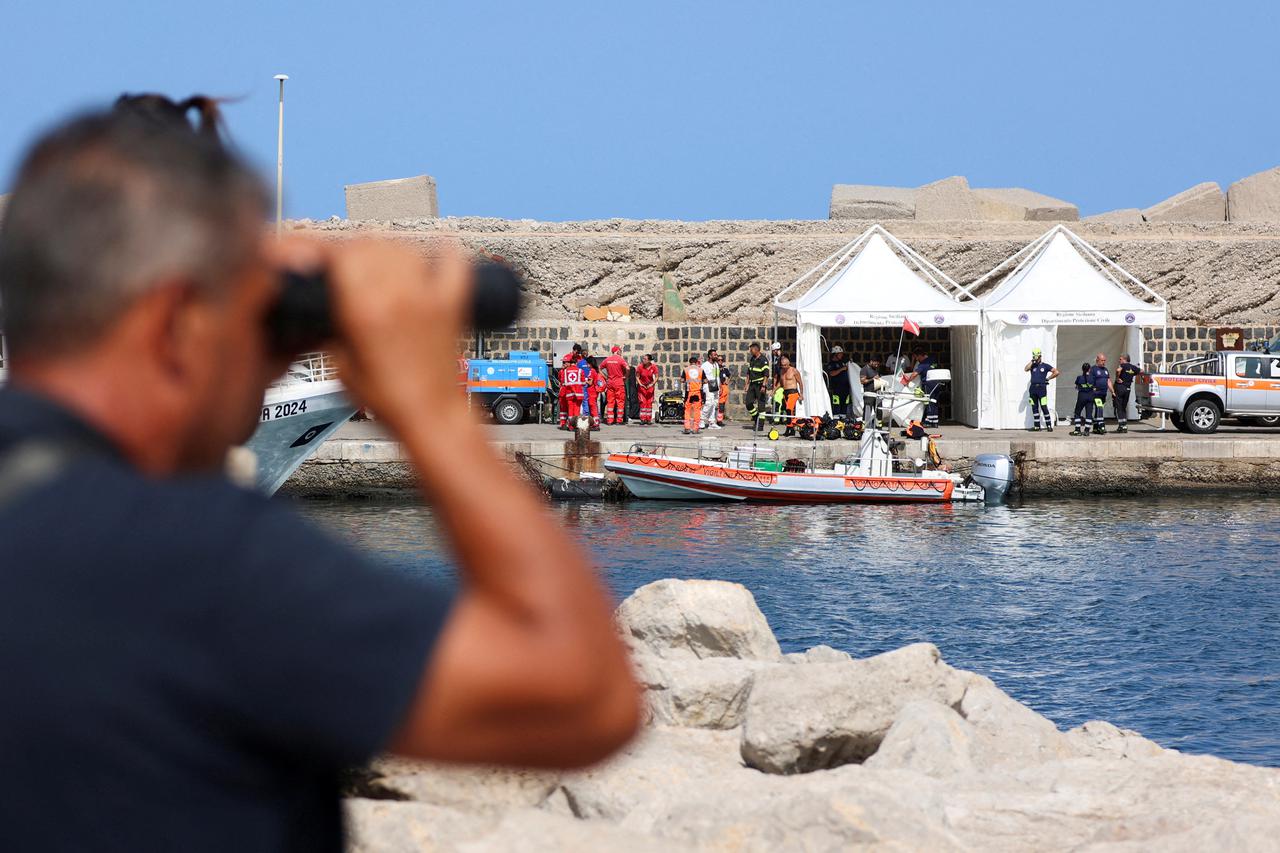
[{"left": 1138, "top": 349, "right": 1280, "bottom": 434}]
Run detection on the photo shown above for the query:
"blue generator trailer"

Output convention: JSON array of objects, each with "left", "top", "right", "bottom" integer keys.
[{"left": 466, "top": 350, "right": 550, "bottom": 424}]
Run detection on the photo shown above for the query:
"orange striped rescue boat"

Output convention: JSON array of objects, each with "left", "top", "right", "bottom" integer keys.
[{"left": 604, "top": 439, "right": 989, "bottom": 504}]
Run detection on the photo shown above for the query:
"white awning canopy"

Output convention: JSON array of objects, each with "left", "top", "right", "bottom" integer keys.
[
  {"left": 773, "top": 225, "right": 980, "bottom": 327},
  {"left": 978, "top": 226, "right": 1167, "bottom": 327}
]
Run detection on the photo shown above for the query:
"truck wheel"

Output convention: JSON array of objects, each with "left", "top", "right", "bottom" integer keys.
[
  {"left": 1170, "top": 411, "right": 1189, "bottom": 433},
  {"left": 1251, "top": 415, "right": 1280, "bottom": 428},
  {"left": 493, "top": 398, "right": 524, "bottom": 425},
  {"left": 1183, "top": 400, "right": 1221, "bottom": 434}
]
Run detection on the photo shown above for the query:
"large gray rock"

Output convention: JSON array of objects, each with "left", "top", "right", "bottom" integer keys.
[
  {"left": 354, "top": 756, "right": 559, "bottom": 812},
  {"left": 740, "top": 643, "right": 968, "bottom": 773},
  {"left": 1228, "top": 166, "right": 1280, "bottom": 222},
  {"left": 957, "top": 672, "right": 1073, "bottom": 768},
  {"left": 1065, "top": 719, "right": 1164, "bottom": 760},
  {"left": 829, "top": 184, "right": 916, "bottom": 220},
  {"left": 344, "top": 800, "right": 675, "bottom": 852},
  {"left": 1142, "top": 181, "right": 1226, "bottom": 222},
  {"left": 973, "top": 187, "right": 1079, "bottom": 221},
  {"left": 914, "top": 176, "right": 981, "bottom": 220},
  {"left": 344, "top": 799, "right": 496, "bottom": 851},
  {"left": 632, "top": 652, "right": 772, "bottom": 729},
  {"left": 457, "top": 809, "right": 676, "bottom": 852},
  {"left": 559, "top": 725, "right": 746, "bottom": 821},
  {"left": 615, "top": 579, "right": 782, "bottom": 662},
  {"left": 345, "top": 175, "right": 439, "bottom": 221},
  {"left": 784, "top": 644, "right": 853, "bottom": 664},
  {"left": 863, "top": 699, "right": 975, "bottom": 777},
  {"left": 621, "top": 764, "right": 965, "bottom": 851},
  {"left": 1084, "top": 207, "right": 1146, "bottom": 224},
  {"left": 939, "top": 753, "right": 1280, "bottom": 850}
]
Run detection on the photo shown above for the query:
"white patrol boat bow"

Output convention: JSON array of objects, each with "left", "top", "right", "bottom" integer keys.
[{"left": 244, "top": 353, "right": 356, "bottom": 495}]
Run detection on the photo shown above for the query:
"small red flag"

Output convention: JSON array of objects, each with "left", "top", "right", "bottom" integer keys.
[{"left": 902, "top": 316, "right": 921, "bottom": 336}]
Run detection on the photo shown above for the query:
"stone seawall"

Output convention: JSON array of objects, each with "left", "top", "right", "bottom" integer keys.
[
  {"left": 296, "top": 217, "right": 1280, "bottom": 326},
  {"left": 282, "top": 425, "right": 1280, "bottom": 499}
]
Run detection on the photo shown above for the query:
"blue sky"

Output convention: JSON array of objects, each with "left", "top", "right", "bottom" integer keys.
[{"left": 1, "top": 1, "right": 1277, "bottom": 221}]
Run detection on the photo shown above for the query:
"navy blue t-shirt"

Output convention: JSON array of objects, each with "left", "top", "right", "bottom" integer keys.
[
  {"left": 825, "top": 360, "right": 851, "bottom": 394},
  {"left": 1115, "top": 362, "right": 1141, "bottom": 387},
  {"left": 0, "top": 388, "right": 452, "bottom": 853},
  {"left": 1028, "top": 362, "right": 1054, "bottom": 391},
  {"left": 915, "top": 357, "right": 937, "bottom": 390},
  {"left": 1089, "top": 365, "right": 1110, "bottom": 397},
  {"left": 1075, "top": 374, "right": 1094, "bottom": 397}
]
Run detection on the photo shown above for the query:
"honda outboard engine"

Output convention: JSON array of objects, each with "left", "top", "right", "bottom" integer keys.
[{"left": 971, "top": 453, "right": 1015, "bottom": 503}]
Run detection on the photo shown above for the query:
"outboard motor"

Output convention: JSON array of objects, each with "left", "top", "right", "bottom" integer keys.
[{"left": 971, "top": 453, "right": 1015, "bottom": 504}]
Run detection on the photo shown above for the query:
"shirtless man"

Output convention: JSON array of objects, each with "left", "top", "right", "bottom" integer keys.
[{"left": 778, "top": 356, "right": 804, "bottom": 437}]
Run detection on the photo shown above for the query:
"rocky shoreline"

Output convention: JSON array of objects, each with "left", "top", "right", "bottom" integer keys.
[{"left": 343, "top": 579, "right": 1280, "bottom": 851}]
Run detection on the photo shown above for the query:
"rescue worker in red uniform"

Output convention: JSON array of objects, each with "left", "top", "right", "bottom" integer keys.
[
  {"left": 579, "top": 356, "right": 602, "bottom": 431},
  {"left": 557, "top": 354, "right": 585, "bottom": 429},
  {"left": 682, "top": 355, "right": 703, "bottom": 435},
  {"left": 601, "top": 346, "right": 630, "bottom": 425},
  {"left": 635, "top": 354, "right": 658, "bottom": 425}
]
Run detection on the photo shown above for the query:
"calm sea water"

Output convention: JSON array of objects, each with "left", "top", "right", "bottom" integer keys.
[{"left": 298, "top": 495, "right": 1280, "bottom": 767}]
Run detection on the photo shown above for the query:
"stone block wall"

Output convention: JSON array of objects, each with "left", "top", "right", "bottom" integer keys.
[{"left": 1145, "top": 324, "right": 1278, "bottom": 360}]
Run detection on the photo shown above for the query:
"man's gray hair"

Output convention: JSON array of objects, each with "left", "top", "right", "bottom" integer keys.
[{"left": 0, "top": 95, "right": 267, "bottom": 359}]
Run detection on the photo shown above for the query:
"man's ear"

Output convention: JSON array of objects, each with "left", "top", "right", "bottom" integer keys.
[{"left": 136, "top": 280, "right": 208, "bottom": 383}]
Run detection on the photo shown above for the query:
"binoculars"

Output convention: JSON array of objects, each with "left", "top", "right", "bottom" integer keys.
[{"left": 266, "top": 260, "right": 523, "bottom": 356}]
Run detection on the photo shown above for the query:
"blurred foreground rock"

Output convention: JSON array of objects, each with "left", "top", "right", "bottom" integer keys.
[{"left": 346, "top": 579, "right": 1280, "bottom": 852}]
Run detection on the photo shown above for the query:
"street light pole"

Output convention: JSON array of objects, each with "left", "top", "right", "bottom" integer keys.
[{"left": 273, "top": 74, "right": 289, "bottom": 237}]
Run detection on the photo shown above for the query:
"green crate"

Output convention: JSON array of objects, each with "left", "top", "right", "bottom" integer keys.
[{"left": 752, "top": 460, "right": 784, "bottom": 472}]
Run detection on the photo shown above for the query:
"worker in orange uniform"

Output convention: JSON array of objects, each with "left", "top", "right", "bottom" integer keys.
[
  {"left": 601, "top": 346, "right": 630, "bottom": 425},
  {"left": 558, "top": 354, "right": 585, "bottom": 430},
  {"left": 682, "top": 355, "right": 704, "bottom": 435},
  {"left": 635, "top": 353, "right": 659, "bottom": 425}
]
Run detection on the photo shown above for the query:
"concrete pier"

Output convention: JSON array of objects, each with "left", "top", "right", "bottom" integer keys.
[{"left": 282, "top": 419, "right": 1280, "bottom": 498}]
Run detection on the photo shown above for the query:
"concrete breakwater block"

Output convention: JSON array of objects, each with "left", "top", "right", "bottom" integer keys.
[
  {"left": 973, "top": 187, "right": 1078, "bottom": 222},
  {"left": 345, "top": 578, "right": 1280, "bottom": 851},
  {"left": 1142, "top": 181, "right": 1226, "bottom": 222},
  {"left": 344, "top": 175, "right": 439, "bottom": 221},
  {"left": 913, "top": 175, "right": 981, "bottom": 221},
  {"left": 829, "top": 184, "right": 917, "bottom": 220},
  {"left": 1228, "top": 166, "right": 1280, "bottom": 222},
  {"left": 1084, "top": 207, "right": 1145, "bottom": 224}
]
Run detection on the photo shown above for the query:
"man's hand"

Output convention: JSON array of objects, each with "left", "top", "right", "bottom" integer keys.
[{"left": 325, "top": 240, "right": 472, "bottom": 434}]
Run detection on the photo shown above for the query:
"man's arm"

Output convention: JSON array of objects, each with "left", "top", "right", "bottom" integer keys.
[
  {"left": 1049, "top": 367, "right": 1060, "bottom": 380},
  {"left": 327, "top": 242, "right": 640, "bottom": 769}
]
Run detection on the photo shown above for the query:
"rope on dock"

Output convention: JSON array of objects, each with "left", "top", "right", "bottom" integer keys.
[{"left": 511, "top": 451, "right": 551, "bottom": 498}]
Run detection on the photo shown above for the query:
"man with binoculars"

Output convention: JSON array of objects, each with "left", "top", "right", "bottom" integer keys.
[{"left": 0, "top": 95, "right": 640, "bottom": 852}]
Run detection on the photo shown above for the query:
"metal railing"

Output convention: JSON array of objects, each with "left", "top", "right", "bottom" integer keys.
[{"left": 273, "top": 351, "right": 339, "bottom": 386}]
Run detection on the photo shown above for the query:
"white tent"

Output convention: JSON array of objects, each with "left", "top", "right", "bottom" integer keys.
[
  {"left": 973, "top": 225, "right": 1167, "bottom": 429},
  {"left": 773, "top": 225, "right": 980, "bottom": 418}
]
